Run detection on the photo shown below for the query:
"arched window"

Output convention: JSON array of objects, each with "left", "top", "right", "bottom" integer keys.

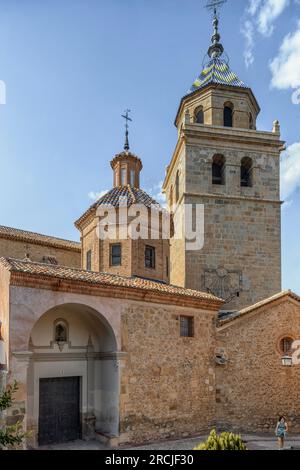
[
  {"left": 279, "top": 337, "right": 294, "bottom": 355},
  {"left": 194, "top": 106, "right": 204, "bottom": 124},
  {"left": 224, "top": 102, "right": 233, "bottom": 127},
  {"left": 241, "top": 157, "right": 253, "bottom": 187},
  {"left": 249, "top": 113, "right": 254, "bottom": 130},
  {"left": 169, "top": 185, "right": 173, "bottom": 210},
  {"left": 212, "top": 155, "right": 225, "bottom": 185},
  {"left": 175, "top": 171, "right": 180, "bottom": 202},
  {"left": 54, "top": 321, "right": 68, "bottom": 343}
]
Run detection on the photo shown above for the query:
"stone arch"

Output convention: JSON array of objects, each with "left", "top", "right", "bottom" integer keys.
[
  {"left": 212, "top": 154, "right": 226, "bottom": 185},
  {"left": 194, "top": 106, "right": 204, "bottom": 124},
  {"left": 26, "top": 302, "right": 120, "bottom": 447},
  {"left": 224, "top": 101, "right": 234, "bottom": 127},
  {"left": 175, "top": 170, "right": 180, "bottom": 202},
  {"left": 241, "top": 157, "right": 253, "bottom": 187}
]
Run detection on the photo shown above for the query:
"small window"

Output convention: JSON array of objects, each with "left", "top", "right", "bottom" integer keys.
[
  {"left": 86, "top": 250, "right": 92, "bottom": 271},
  {"left": 166, "top": 256, "right": 169, "bottom": 277},
  {"left": 212, "top": 155, "right": 225, "bottom": 185},
  {"left": 130, "top": 169, "right": 135, "bottom": 186},
  {"left": 42, "top": 256, "right": 58, "bottom": 265},
  {"left": 180, "top": 316, "right": 194, "bottom": 337},
  {"left": 55, "top": 322, "right": 67, "bottom": 343},
  {"left": 195, "top": 107, "right": 204, "bottom": 124},
  {"left": 280, "top": 337, "right": 294, "bottom": 355},
  {"left": 241, "top": 157, "right": 253, "bottom": 187},
  {"left": 249, "top": 113, "right": 254, "bottom": 130},
  {"left": 175, "top": 171, "right": 180, "bottom": 202},
  {"left": 121, "top": 167, "right": 126, "bottom": 186},
  {"left": 145, "top": 245, "right": 155, "bottom": 269},
  {"left": 110, "top": 244, "right": 122, "bottom": 266},
  {"left": 169, "top": 185, "right": 173, "bottom": 210},
  {"left": 224, "top": 103, "right": 233, "bottom": 127}
]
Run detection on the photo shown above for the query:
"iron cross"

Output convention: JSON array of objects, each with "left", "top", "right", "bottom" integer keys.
[
  {"left": 205, "top": 0, "right": 227, "bottom": 16},
  {"left": 121, "top": 109, "right": 132, "bottom": 152}
]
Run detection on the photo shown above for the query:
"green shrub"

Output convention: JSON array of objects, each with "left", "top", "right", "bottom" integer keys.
[
  {"left": 194, "top": 429, "right": 247, "bottom": 451},
  {"left": 0, "top": 381, "right": 29, "bottom": 449}
]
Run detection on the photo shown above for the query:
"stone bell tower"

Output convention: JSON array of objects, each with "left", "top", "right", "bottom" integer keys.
[{"left": 163, "top": 11, "right": 284, "bottom": 311}]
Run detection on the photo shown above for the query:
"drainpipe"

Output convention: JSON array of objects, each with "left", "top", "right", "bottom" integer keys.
[
  {"left": 0, "top": 321, "right": 7, "bottom": 393},
  {"left": 0, "top": 321, "right": 8, "bottom": 445},
  {"left": 0, "top": 321, "right": 7, "bottom": 392}
]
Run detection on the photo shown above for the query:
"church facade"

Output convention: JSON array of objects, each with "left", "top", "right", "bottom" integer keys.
[{"left": 0, "top": 13, "right": 300, "bottom": 448}]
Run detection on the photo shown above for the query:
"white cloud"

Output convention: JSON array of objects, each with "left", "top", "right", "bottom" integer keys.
[
  {"left": 248, "top": 0, "right": 263, "bottom": 15},
  {"left": 241, "top": 20, "right": 255, "bottom": 67},
  {"left": 270, "top": 22, "right": 300, "bottom": 89},
  {"left": 147, "top": 181, "right": 167, "bottom": 207},
  {"left": 88, "top": 189, "right": 109, "bottom": 200},
  {"left": 242, "top": 0, "right": 290, "bottom": 66},
  {"left": 257, "top": 0, "right": 290, "bottom": 36},
  {"left": 281, "top": 142, "right": 300, "bottom": 200}
]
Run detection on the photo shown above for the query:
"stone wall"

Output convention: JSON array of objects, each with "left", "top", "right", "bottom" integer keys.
[
  {"left": 164, "top": 123, "right": 282, "bottom": 310},
  {"left": 119, "top": 303, "right": 217, "bottom": 444},
  {"left": 184, "top": 193, "right": 281, "bottom": 310},
  {"left": 216, "top": 298, "right": 300, "bottom": 433},
  {"left": 0, "top": 237, "right": 81, "bottom": 268}
]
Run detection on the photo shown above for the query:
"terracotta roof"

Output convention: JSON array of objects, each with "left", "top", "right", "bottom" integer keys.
[
  {"left": 0, "top": 225, "right": 81, "bottom": 252},
  {"left": 75, "top": 185, "right": 165, "bottom": 229},
  {"left": 218, "top": 291, "right": 300, "bottom": 327},
  {"left": 0, "top": 257, "right": 222, "bottom": 308}
]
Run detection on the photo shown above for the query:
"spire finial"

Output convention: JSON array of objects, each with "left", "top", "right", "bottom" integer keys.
[
  {"left": 121, "top": 109, "right": 132, "bottom": 152},
  {"left": 205, "top": 0, "right": 227, "bottom": 59}
]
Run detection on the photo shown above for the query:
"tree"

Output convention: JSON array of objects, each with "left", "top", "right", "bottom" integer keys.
[{"left": 0, "top": 381, "right": 28, "bottom": 449}]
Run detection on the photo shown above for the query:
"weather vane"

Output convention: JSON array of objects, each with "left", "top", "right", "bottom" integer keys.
[
  {"left": 205, "top": 0, "right": 227, "bottom": 17},
  {"left": 121, "top": 109, "right": 132, "bottom": 152}
]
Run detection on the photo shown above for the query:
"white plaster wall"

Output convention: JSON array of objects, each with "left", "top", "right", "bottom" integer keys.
[{"left": 9, "top": 286, "right": 123, "bottom": 354}]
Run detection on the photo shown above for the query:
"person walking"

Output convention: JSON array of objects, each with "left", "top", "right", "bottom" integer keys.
[{"left": 275, "top": 416, "right": 288, "bottom": 450}]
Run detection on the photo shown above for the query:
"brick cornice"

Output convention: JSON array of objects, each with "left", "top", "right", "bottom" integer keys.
[{"left": 9, "top": 271, "right": 222, "bottom": 312}]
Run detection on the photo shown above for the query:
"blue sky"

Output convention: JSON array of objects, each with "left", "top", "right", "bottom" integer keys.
[{"left": 0, "top": 0, "right": 299, "bottom": 292}]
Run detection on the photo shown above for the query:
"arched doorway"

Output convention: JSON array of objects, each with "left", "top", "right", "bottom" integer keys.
[{"left": 27, "top": 303, "right": 119, "bottom": 446}]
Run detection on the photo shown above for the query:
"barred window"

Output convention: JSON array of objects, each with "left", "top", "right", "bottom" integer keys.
[
  {"left": 86, "top": 250, "right": 92, "bottom": 271},
  {"left": 280, "top": 337, "right": 294, "bottom": 354},
  {"left": 180, "top": 316, "right": 194, "bottom": 337},
  {"left": 145, "top": 245, "right": 155, "bottom": 269},
  {"left": 110, "top": 244, "right": 122, "bottom": 266}
]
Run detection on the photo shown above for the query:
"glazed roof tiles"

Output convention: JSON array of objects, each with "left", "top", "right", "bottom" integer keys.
[
  {"left": 75, "top": 185, "right": 164, "bottom": 228},
  {"left": 0, "top": 257, "right": 222, "bottom": 306},
  {"left": 95, "top": 186, "right": 159, "bottom": 208},
  {"left": 189, "top": 58, "right": 247, "bottom": 94},
  {"left": 0, "top": 225, "right": 80, "bottom": 252}
]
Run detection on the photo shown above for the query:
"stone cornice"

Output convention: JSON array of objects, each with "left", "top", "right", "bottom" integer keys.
[
  {"left": 184, "top": 192, "right": 282, "bottom": 205},
  {"left": 174, "top": 84, "right": 260, "bottom": 127},
  {"left": 183, "top": 125, "right": 285, "bottom": 151}
]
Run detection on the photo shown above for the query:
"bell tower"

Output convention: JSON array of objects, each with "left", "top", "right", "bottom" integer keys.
[{"left": 163, "top": 4, "right": 284, "bottom": 311}]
